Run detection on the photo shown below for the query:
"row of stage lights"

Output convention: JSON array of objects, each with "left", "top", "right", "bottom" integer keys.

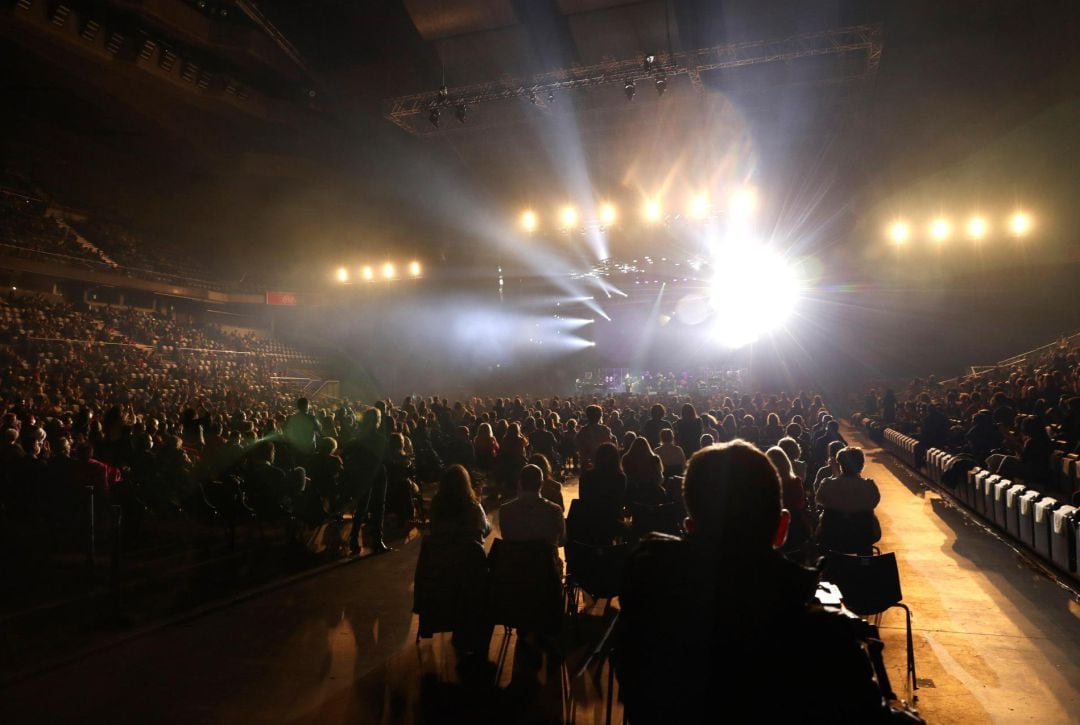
[
  {"left": 335, "top": 261, "right": 422, "bottom": 284},
  {"left": 886, "top": 211, "right": 1034, "bottom": 245},
  {"left": 518, "top": 188, "right": 758, "bottom": 233}
]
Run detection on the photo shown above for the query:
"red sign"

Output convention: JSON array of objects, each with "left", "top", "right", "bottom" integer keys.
[{"left": 265, "top": 291, "right": 298, "bottom": 306}]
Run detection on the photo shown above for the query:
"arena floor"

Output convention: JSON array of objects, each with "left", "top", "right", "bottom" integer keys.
[{"left": 0, "top": 424, "right": 1077, "bottom": 724}]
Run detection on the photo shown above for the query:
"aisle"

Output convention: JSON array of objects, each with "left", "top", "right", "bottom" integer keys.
[{"left": 848, "top": 424, "right": 1080, "bottom": 724}]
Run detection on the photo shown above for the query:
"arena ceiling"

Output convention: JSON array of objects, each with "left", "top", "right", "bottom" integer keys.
[{"left": 1, "top": 0, "right": 1078, "bottom": 276}]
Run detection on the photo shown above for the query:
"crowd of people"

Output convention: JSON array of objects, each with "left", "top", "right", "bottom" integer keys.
[{"left": 861, "top": 334, "right": 1080, "bottom": 499}]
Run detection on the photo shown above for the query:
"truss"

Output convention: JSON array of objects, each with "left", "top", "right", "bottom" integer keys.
[{"left": 385, "top": 24, "right": 882, "bottom": 134}]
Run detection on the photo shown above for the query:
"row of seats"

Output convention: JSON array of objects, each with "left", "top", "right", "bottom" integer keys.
[{"left": 881, "top": 429, "right": 1080, "bottom": 584}]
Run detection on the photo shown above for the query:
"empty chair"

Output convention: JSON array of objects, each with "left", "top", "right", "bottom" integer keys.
[
  {"left": 823, "top": 551, "right": 917, "bottom": 700},
  {"left": 629, "top": 501, "right": 684, "bottom": 540},
  {"left": 1032, "top": 497, "right": 1060, "bottom": 559},
  {"left": 1005, "top": 483, "right": 1027, "bottom": 539},
  {"left": 1049, "top": 505, "right": 1077, "bottom": 575},
  {"left": 993, "top": 478, "right": 1012, "bottom": 529},
  {"left": 1018, "top": 490, "right": 1042, "bottom": 547},
  {"left": 412, "top": 532, "right": 490, "bottom": 650},
  {"left": 564, "top": 540, "right": 631, "bottom": 616}
]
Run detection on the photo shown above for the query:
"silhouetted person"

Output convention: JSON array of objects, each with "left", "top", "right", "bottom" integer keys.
[
  {"left": 340, "top": 408, "right": 390, "bottom": 554},
  {"left": 617, "top": 440, "right": 895, "bottom": 722},
  {"left": 499, "top": 464, "right": 565, "bottom": 547},
  {"left": 816, "top": 447, "right": 881, "bottom": 555}
]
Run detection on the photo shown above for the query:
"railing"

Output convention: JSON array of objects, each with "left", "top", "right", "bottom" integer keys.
[{"left": 938, "top": 330, "right": 1080, "bottom": 386}]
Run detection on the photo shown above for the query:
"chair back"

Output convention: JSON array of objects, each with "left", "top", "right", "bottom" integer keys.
[
  {"left": 566, "top": 497, "right": 623, "bottom": 545},
  {"left": 413, "top": 533, "right": 489, "bottom": 637},
  {"left": 629, "top": 501, "right": 684, "bottom": 539},
  {"left": 823, "top": 551, "right": 903, "bottom": 617},
  {"left": 487, "top": 537, "right": 563, "bottom": 634},
  {"left": 565, "top": 540, "right": 631, "bottom": 600}
]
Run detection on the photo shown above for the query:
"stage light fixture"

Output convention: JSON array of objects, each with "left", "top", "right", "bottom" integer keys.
[
  {"left": 1009, "top": 211, "right": 1031, "bottom": 236},
  {"left": 644, "top": 54, "right": 656, "bottom": 71},
  {"left": 428, "top": 108, "right": 440, "bottom": 128},
  {"left": 409, "top": 261, "right": 422, "bottom": 277},
  {"left": 560, "top": 205, "right": 579, "bottom": 228},
  {"left": 520, "top": 210, "right": 538, "bottom": 233},
  {"left": 362, "top": 265, "right": 374, "bottom": 281},
  {"left": 435, "top": 85, "right": 449, "bottom": 105},
  {"left": 929, "top": 217, "right": 951, "bottom": 242},
  {"left": 655, "top": 76, "right": 667, "bottom": 96},
  {"left": 624, "top": 79, "right": 636, "bottom": 101},
  {"left": 688, "top": 194, "right": 710, "bottom": 219},
  {"left": 336, "top": 266, "right": 349, "bottom": 283},
  {"left": 643, "top": 199, "right": 662, "bottom": 223},
  {"left": 888, "top": 220, "right": 910, "bottom": 244},
  {"left": 599, "top": 202, "right": 617, "bottom": 225},
  {"left": 382, "top": 262, "right": 396, "bottom": 279},
  {"left": 455, "top": 103, "right": 467, "bottom": 124},
  {"left": 967, "top": 216, "right": 988, "bottom": 240}
]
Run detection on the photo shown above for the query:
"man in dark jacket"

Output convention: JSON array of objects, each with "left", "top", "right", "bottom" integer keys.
[
  {"left": 617, "top": 441, "right": 899, "bottom": 723},
  {"left": 340, "top": 408, "right": 390, "bottom": 554}
]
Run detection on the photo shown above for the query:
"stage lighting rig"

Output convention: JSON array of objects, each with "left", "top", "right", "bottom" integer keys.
[
  {"left": 456, "top": 103, "right": 468, "bottom": 124},
  {"left": 428, "top": 108, "right": 440, "bottom": 128},
  {"left": 624, "top": 79, "right": 636, "bottom": 101},
  {"left": 655, "top": 76, "right": 667, "bottom": 96},
  {"left": 643, "top": 54, "right": 656, "bottom": 72}
]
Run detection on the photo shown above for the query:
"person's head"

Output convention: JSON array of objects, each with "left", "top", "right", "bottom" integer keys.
[
  {"left": 296, "top": 397, "right": 309, "bottom": 413},
  {"left": 826, "top": 419, "right": 839, "bottom": 434},
  {"left": 659, "top": 427, "right": 674, "bottom": 445},
  {"left": 594, "top": 442, "right": 621, "bottom": 473},
  {"left": 256, "top": 440, "right": 275, "bottom": 464},
  {"left": 621, "top": 431, "right": 637, "bottom": 450},
  {"left": 766, "top": 412, "right": 780, "bottom": 427},
  {"left": 777, "top": 436, "right": 801, "bottom": 464},
  {"left": 827, "top": 439, "right": 844, "bottom": 464},
  {"left": 318, "top": 437, "right": 337, "bottom": 455},
  {"left": 585, "top": 405, "right": 603, "bottom": 424},
  {"left": 529, "top": 453, "right": 553, "bottom": 478},
  {"left": 438, "top": 464, "right": 476, "bottom": 504},
  {"left": 682, "top": 441, "right": 789, "bottom": 551},
  {"left": 836, "top": 447, "right": 865, "bottom": 476},
  {"left": 699, "top": 433, "right": 715, "bottom": 448},
  {"left": 626, "top": 436, "right": 654, "bottom": 459},
  {"left": 765, "top": 446, "right": 795, "bottom": 481},
  {"left": 650, "top": 403, "right": 666, "bottom": 421},
  {"left": 681, "top": 403, "right": 696, "bottom": 420},
  {"left": 477, "top": 422, "right": 493, "bottom": 439},
  {"left": 518, "top": 464, "right": 544, "bottom": 493}
]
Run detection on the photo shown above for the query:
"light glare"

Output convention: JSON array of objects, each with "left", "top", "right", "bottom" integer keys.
[
  {"left": 1010, "top": 211, "right": 1031, "bottom": 236},
  {"left": 520, "top": 210, "right": 538, "bottom": 233},
  {"left": 967, "top": 216, "right": 988, "bottom": 240},
  {"left": 362, "top": 265, "right": 374, "bottom": 281},
  {"left": 382, "top": 262, "right": 396, "bottom": 279},
  {"left": 729, "top": 187, "right": 757, "bottom": 219},
  {"left": 929, "top": 218, "right": 951, "bottom": 242},
  {"left": 708, "top": 241, "right": 798, "bottom": 348},
  {"left": 643, "top": 199, "right": 662, "bottom": 223},
  {"left": 560, "top": 205, "right": 578, "bottom": 228},
  {"left": 409, "top": 261, "right": 422, "bottom": 277},
  {"left": 888, "top": 221, "right": 910, "bottom": 244},
  {"left": 688, "top": 194, "right": 709, "bottom": 219},
  {"left": 599, "top": 202, "right": 617, "bottom": 225},
  {"left": 336, "top": 266, "right": 349, "bottom": 283}
]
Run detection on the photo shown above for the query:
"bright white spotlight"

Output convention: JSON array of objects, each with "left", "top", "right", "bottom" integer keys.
[
  {"left": 382, "top": 262, "right": 396, "bottom": 279},
  {"left": 688, "top": 194, "right": 710, "bottom": 219},
  {"left": 520, "top": 210, "right": 538, "bottom": 233},
  {"left": 362, "top": 265, "right": 374, "bottom": 281},
  {"left": 642, "top": 199, "right": 662, "bottom": 223},
  {"left": 929, "top": 218, "right": 951, "bottom": 243},
  {"left": 708, "top": 242, "right": 799, "bottom": 348},
  {"left": 409, "top": 260, "right": 422, "bottom": 277},
  {"left": 560, "top": 205, "right": 579, "bottom": 228},
  {"left": 888, "top": 220, "right": 910, "bottom": 245},
  {"left": 1009, "top": 211, "right": 1031, "bottom": 236},
  {"left": 336, "top": 266, "right": 349, "bottom": 283},
  {"left": 599, "top": 202, "right": 617, "bottom": 225},
  {"left": 729, "top": 187, "right": 757, "bottom": 220},
  {"left": 966, "top": 216, "right": 988, "bottom": 240}
]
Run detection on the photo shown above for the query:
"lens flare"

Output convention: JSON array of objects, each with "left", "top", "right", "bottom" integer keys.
[
  {"left": 966, "top": 216, "right": 988, "bottom": 240},
  {"left": 559, "top": 205, "right": 578, "bottom": 228},
  {"left": 1009, "top": 211, "right": 1031, "bottom": 236},
  {"left": 409, "top": 261, "right": 422, "bottom": 277},
  {"left": 362, "top": 265, "right": 374, "bottom": 281},
  {"left": 599, "top": 202, "right": 617, "bottom": 225},
  {"left": 520, "top": 210, "right": 538, "bottom": 233},
  {"left": 729, "top": 187, "right": 757, "bottom": 220},
  {"left": 336, "top": 266, "right": 349, "bottom": 283},
  {"left": 929, "top": 218, "right": 951, "bottom": 243},
  {"left": 643, "top": 199, "right": 662, "bottom": 223},
  {"left": 382, "top": 262, "right": 396, "bottom": 279},
  {"left": 708, "top": 241, "right": 799, "bottom": 348},
  {"left": 887, "top": 221, "right": 910, "bottom": 245},
  {"left": 688, "top": 194, "right": 710, "bottom": 219}
]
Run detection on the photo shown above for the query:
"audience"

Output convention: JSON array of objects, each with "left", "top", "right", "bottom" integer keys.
[
  {"left": 816, "top": 447, "right": 881, "bottom": 555},
  {"left": 498, "top": 464, "right": 565, "bottom": 547}
]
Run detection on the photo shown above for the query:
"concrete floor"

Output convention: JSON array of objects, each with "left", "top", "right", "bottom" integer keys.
[{"left": 1, "top": 425, "right": 1077, "bottom": 723}]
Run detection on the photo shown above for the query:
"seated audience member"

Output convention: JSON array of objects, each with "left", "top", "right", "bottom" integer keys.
[
  {"left": 579, "top": 442, "right": 627, "bottom": 512},
  {"left": 444, "top": 426, "right": 477, "bottom": 469},
  {"left": 777, "top": 436, "right": 808, "bottom": 482},
  {"left": 529, "top": 453, "right": 565, "bottom": 511},
  {"left": 812, "top": 440, "right": 846, "bottom": 497},
  {"left": 812, "top": 419, "right": 846, "bottom": 468},
  {"left": 617, "top": 441, "right": 898, "bottom": 723},
  {"left": 576, "top": 405, "right": 615, "bottom": 469},
  {"left": 815, "top": 447, "right": 881, "bottom": 555},
  {"left": 964, "top": 410, "right": 1003, "bottom": 465},
  {"left": 641, "top": 404, "right": 668, "bottom": 448},
  {"left": 430, "top": 465, "right": 491, "bottom": 543},
  {"left": 472, "top": 422, "right": 499, "bottom": 471},
  {"left": 654, "top": 427, "right": 686, "bottom": 476},
  {"left": 621, "top": 437, "right": 662, "bottom": 498},
  {"left": 499, "top": 465, "right": 565, "bottom": 547},
  {"left": 766, "top": 445, "right": 811, "bottom": 552},
  {"left": 986, "top": 416, "right": 1052, "bottom": 486},
  {"left": 675, "top": 404, "right": 704, "bottom": 457}
]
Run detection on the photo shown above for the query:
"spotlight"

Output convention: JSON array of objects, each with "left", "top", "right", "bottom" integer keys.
[
  {"left": 643, "top": 54, "right": 656, "bottom": 71},
  {"left": 428, "top": 108, "right": 440, "bottom": 128},
  {"left": 336, "top": 266, "right": 349, "bottom": 283},
  {"left": 409, "top": 261, "right": 422, "bottom": 277},
  {"left": 362, "top": 265, "right": 374, "bottom": 281},
  {"left": 729, "top": 187, "right": 757, "bottom": 220},
  {"left": 521, "top": 209, "right": 538, "bottom": 233},
  {"left": 382, "top": 262, "right": 396, "bottom": 279},
  {"left": 966, "top": 216, "right": 988, "bottom": 240},
  {"left": 435, "top": 85, "right": 448, "bottom": 104},
  {"left": 1009, "top": 211, "right": 1031, "bottom": 236},
  {"left": 599, "top": 202, "right": 617, "bottom": 226},
  {"left": 560, "top": 205, "right": 579, "bottom": 228},
  {"left": 929, "top": 217, "right": 951, "bottom": 242},
  {"left": 455, "top": 103, "right": 467, "bottom": 124},
  {"left": 688, "top": 194, "right": 709, "bottom": 219},
  {"left": 624, "top": 79, "right": 636, "bottom": 101},
  {"left": 887, "top": 220, "right": 910, "bottom": 244},
  {"left": 655, "top": 76, "right": 667, "bottom": 96},
  {"left": 643, "top": 199, "right": 662, "bottom": 223}
]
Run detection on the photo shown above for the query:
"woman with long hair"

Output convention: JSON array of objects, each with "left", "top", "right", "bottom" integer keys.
[
  {"left": 675, "top": 403, "right": 704, "bottom": 456},
  {"left": 430, "top": 464, "right": 491, "bottom": 543},
  {"left": 472, "top": 422, "right": 499, "bottom": 471}
]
